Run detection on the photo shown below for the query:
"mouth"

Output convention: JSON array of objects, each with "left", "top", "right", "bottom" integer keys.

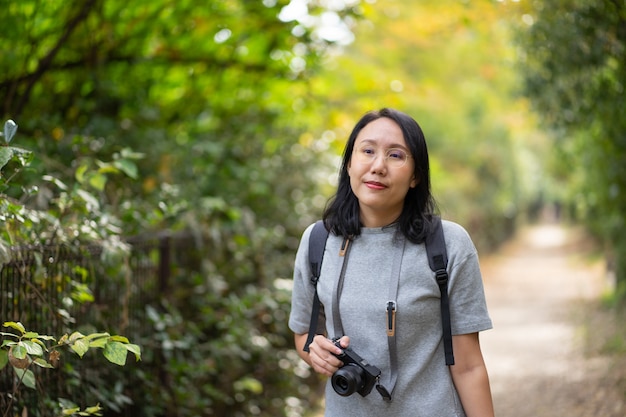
[{"left": 364, "top": 181, "right": 387, "bottom": 190}]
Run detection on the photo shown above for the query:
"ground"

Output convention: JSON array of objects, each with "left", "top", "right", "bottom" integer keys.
[
  {"left": 480, "top": 223, "right": 626, "bottom": 417},
  {"left": 307, "top": 222, "right": 626, "bottom": 416}
]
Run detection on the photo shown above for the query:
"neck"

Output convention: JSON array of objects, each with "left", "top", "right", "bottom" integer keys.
[{"left": 359, "top": 209, "right": 401, "bottom": 228}]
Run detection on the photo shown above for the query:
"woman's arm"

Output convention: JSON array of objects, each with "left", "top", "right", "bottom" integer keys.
[{"left": 449, "top": 332, "right": 494, "bottom": 417}]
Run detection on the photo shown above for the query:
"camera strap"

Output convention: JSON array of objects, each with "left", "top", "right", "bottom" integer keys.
[
  {"left": 378, "top": 237, "right": 406, "bottom": 401},
  {"left": 330, "top": 234, "right": 406, "bottom": 402},
  {"left": 330, "top": 237, "right": 352, "bottom": 338}
]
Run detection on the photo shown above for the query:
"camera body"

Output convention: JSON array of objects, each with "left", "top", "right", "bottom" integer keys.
[{"left": 331, "top": 339, "right": 381, "bottom": 397}]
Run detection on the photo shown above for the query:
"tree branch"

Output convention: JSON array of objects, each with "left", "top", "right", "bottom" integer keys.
[{"left": 12, "top": 0, "right": 99, "bottom": 118}]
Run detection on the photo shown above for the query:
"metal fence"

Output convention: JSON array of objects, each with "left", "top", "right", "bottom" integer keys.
[{"left": 0, "top": 231, "right": 198, "bottom": 416}]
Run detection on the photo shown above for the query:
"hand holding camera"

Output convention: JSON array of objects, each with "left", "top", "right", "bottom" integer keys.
[{"left": 330, "top": 339, "right": 381, "bottom": 397}]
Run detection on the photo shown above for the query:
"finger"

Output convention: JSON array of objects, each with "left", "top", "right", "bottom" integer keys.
[
  {"left": 337, "top": 335, "right": 350, "bottom": 349},
  {"left": 309, "top": 337, "right": 344, "bottom": 376}
]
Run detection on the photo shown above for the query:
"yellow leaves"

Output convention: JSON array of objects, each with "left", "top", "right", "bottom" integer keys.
[
  {"left": 3, "top": 321, "right": 26, "bottom": 334},
  {"left": 62, "top": 403, "right": 102, "bottom": 416}
]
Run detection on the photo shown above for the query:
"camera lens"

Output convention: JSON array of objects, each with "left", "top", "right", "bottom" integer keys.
[{"left": 331, "top": 365, "right": 364, "bottom": 397}]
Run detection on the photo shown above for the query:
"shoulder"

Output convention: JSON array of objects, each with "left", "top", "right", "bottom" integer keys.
[
  {"left": 300, "top": 221, "right": 327, "bottom": 244},
  {"left": 301, "top": 222, "right": 317, "bottom": 240},
  {"left": 441, "top": 219, "right": 471, "bottom": 240},
  {"left": 440, "top": 219, "right": 477, "bottom": 253},
  {"left": 297, "top": 221, "right": 334, "bottom": 257}
]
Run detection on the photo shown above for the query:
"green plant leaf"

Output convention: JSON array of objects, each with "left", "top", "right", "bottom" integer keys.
[
  {"left": 88, "top": 172, "right": 108, "bottom": 191},
  {"left": 22, "top": 340, "right": 44, "bottom": 356},
  {"left": 42, "top": 174, "right": 68, "bottom": 190},
  {"left": 103, "top": 341, "right": 128, "bottom": 366},
  {"left": 113, "top": 159, "right": 138, "bottom": 179},
  {"left": 62, "top": 407, "right": 81, "bottom": 415},
  {"left": 33, "top": 357, "right": 54, "bottom": 368},
  {"left": 9, "top": 146, "right": 31, "bottom": 164},
  {"left": 88, "top": 338, "right": 108, "bottom": 349},
  {"left": 13, "top": 368, "right": 36, "bottom": 390},
  {"left": 125, "top": 343, "right": 142, "bottom": 361},
  {"left": 109, "top": 335, "right": 129, "bottom": 343},
  {"left": 3, "top": 321, "right": 26, "bottom": 334},
  {"left": 119, "top": 147, "right": 144, "bottom": 160},
  {"left": 12, "top": 344, "right": 27, "bottom": 359},
  {"left": 234, "top": 376, "right": 263, "bottom": 394},
  {"left": 0, "top": 147, "right": 12, "bottom": 169},
  {"left": 69, "top": 331, "right": 85, "bottom": 342},
  {"left": 31, "top": 338, "right": 48, "bottom": 351},
  {"left": 75, "top": 163, "right": 88, "bottom": 183},
  {"left": 76, "top": 189, "right": 100, "bottom": 210},
  {"left": 84, "top": 404, "right": 103, "bottom": 414},
  {"left": 70, "top": 339, "right": 89, "bottom": 358},
  {"left": 84, "top": 332, "right": 110, "bottom": 341},
  {"left": 23, "top": 331, "right": 39, "bottom": 338}
]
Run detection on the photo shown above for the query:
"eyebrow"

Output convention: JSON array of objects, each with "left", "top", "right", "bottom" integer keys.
[{"left": 357, "top": 139, "right": 409, "bottom": 150}]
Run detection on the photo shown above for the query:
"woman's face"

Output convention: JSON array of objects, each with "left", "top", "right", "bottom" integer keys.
[{"left": 347, "top": 117, "right": 418, "bottom": 227}]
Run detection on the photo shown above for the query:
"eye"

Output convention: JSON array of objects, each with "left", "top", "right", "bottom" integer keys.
[
  {"left": 360, "top": 146, "right": 376, "bottom": 156},
  {"left": 387, "top": 149, "right": 406, "bottom": 160}
]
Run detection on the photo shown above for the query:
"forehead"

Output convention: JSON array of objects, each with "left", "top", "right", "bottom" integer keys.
[{"left": 355, "top": 117, "right": 407, "bottom": 147}]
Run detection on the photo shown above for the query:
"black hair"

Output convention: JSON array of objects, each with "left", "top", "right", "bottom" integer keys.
[{"left": 322, "top": 108, "right": 438, "bottom": 244}]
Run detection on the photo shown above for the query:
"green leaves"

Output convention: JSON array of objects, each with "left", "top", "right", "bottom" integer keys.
[
  {"left": 61, "top": 403, "right": 103, "bottom": 416},
  {"left": 63, "top": 331, "right": 142, "bottom": 364},
  {"left": 0, "top": 143, "right": 32, "bottom": 171},
  {"left": 103, "top": 342, "right": 130, "bottom": 366},
  {"left": 0, "top": 120, "right": 32, "bottom": 171},
  {"left": 517, "top": 0, "right": 626, "bottom": 290},
  {"left": 0, "top": 321, "right": 141, "bottom": 399}
]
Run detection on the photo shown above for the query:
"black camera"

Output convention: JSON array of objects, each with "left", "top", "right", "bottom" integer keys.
[{"left": 331, "top": 340, "right": 381, "bottom": 397}]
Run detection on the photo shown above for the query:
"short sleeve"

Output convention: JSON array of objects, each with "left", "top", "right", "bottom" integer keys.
[
  {"left": 288, "top": 223, "right": 317, "bottom": 335},
  {"left": 442, "top": 221, "right": 493, "bottom": 335}
]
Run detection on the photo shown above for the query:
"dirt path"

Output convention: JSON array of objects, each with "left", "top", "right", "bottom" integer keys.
[{"left": 480, "top": 222, "right": 626, "bottom": 417}]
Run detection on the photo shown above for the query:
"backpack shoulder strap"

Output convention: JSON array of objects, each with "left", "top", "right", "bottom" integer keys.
[
  {"left": 303, "top": 220, "right": 329, "bottom": 352},
  {"left": 309, "top": 220, "right": 329, "bottom": 284},
  {"left": 424, "top": 216, "right": 455, "bottom": 366}
]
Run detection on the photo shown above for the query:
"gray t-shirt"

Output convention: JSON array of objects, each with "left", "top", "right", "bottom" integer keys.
[{"left": 288, "top": 220, "right": 492, "bottom": 417}]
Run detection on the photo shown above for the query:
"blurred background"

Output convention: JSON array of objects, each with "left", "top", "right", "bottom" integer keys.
[{"left": 1, "top": 0, "right": 624, "bottom": 416}]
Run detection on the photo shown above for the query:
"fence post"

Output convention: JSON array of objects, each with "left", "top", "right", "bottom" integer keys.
[{"left": 158, "top": 233, "right": 170, "bottom": 293}]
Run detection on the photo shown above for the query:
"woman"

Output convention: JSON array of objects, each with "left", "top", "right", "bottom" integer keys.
[{"left": 288, "top": 108, "right": 494, "bottom": 416}]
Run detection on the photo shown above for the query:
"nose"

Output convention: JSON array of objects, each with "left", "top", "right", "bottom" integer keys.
[{"left": 370, "top": 152, "right": 387, "bottom": 173}]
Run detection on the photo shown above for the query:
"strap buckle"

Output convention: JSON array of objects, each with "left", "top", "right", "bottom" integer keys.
[
  {"left": 435, "top": 269, "right": 448, "bottom": 286},
  {"left": 386, "top": 301, "right": 396, "bottom": 337}
]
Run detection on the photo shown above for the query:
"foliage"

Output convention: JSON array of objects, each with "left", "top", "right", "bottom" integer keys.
[
  {"left": 130, "top": 277, "right": 317, "bottom": 417},
  {"left": 1, "top": 120, "right": 143, "bottom": 416},
  {"left": 305, "top": 0, "right": 548, "bottom": 250},
  {"left": 1, "top": 1, "right": 360, "bottom": 416},
  {"left": 0, "top": 0, "right": 358, "bottom": 235},
  {"left": 0, "top": 0, "right": 576, "bottom": 415},
  {"left": 515, "top": 0, "right": 626, "bottom": 291},
  {"left": 0, "top": 321, "right": 140, "bottom": 417}
]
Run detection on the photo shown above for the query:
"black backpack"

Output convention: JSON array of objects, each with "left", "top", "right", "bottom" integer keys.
[{"left": 302, "top": 216, "right": 454, "bottom": 366}]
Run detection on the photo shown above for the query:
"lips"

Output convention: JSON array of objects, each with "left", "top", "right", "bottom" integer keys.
[{"left": 365, "top": 181, "right": 387, "bottom": 190}]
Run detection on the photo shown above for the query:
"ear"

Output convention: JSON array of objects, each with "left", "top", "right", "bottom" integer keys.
[{"left": 410, "top": 175, "right": 419, "bottom": 188}]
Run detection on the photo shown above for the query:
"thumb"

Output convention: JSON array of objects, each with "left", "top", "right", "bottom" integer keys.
[{"left": 337, "top": 335, "right": 350, "bottom": 349}]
